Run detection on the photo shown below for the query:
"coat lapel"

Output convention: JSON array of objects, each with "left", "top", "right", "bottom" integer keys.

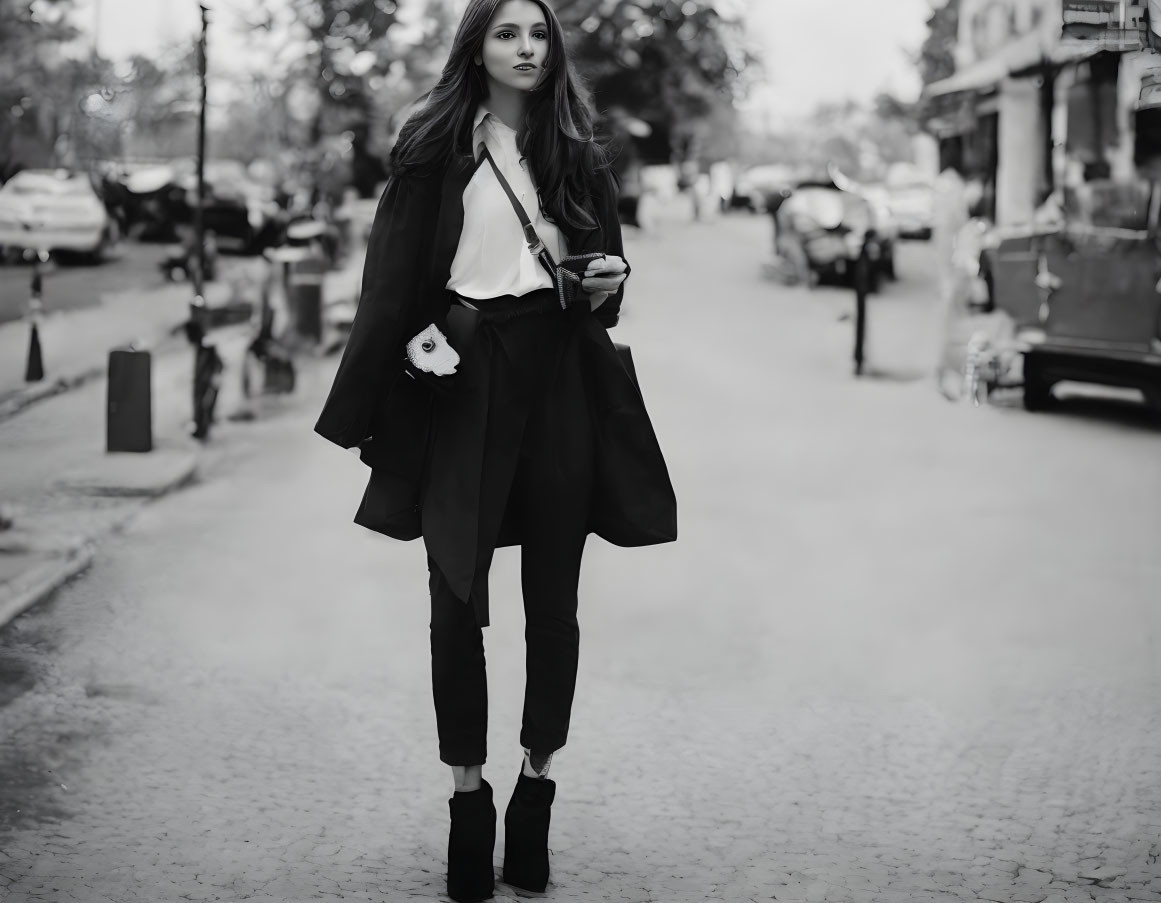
[{"left": 429, "top": 153, "right": 483, "bottom": 295}]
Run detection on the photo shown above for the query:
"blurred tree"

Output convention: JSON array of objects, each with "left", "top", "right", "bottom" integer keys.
[
  {"left": 869, "top": 0, "right": 961, "bottom": 140},
  {"left": 373, "top": 0, "right": 458, "bottom": 136},
  {"left": 918, "top": 0, "right": 961, "bottom": 87},
  {"left": 239, "top": 0, "right": 403, "bottom": 146},
  {"left": 210, "top": 73, "right": 291, "bottom": 164},
  {"left": 113, "top": 51, "right": 202, "bottom": 160},
  {"left": 0, "top": 0, "right": 84, "bottom": 175},
  {"left": 738, "top": 96, "right": 921, "bottom": 183},
  {"left": 554, "top": 0, "right": 758, "bottom": 167}
]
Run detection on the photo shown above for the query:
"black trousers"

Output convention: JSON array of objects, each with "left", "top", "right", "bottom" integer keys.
[{"left": 428, "top": 299, "right": 594, "bottom": 767}]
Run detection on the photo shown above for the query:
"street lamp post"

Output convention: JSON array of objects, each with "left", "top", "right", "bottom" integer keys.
[
  {"left": 186, "top": 2, "right": 222, "bottom": 441},
  {"left": 193, "top": 3, "right": 208, "bottom": 304}
]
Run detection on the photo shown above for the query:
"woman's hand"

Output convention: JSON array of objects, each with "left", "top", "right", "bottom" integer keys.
[{"left": 581, "top": 255, "right": 627, "bottom": 296}]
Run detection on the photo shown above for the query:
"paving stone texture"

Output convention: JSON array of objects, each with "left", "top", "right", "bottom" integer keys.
[{"left": 0, "top": 215, "right": 1159, "bottom": 903}]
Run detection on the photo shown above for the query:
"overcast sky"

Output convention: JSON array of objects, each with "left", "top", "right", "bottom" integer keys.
[
  {"left": 69, "top": 0, "right": 933, "bottom": 121},
  {"left": 743, "top": 0, "right": 932, "bottom": 122}
]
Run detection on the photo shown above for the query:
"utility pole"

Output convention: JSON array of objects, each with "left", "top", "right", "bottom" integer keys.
[
  {"left": 186, "top": 3, "right": 222, "bottom": 442},
  {"left": 193, "top": 3, "right": 208, "bottom": 304}
]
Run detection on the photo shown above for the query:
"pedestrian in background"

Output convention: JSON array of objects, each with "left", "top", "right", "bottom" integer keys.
[
  {"left": 932, "top": 165, "right": 971, "bottom": 398},
  {"left": 313, "top": 1, "right": 677, "bottom": 900}
]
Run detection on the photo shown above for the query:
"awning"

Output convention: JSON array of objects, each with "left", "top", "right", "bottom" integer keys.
[{"left": 925, "top": 30, "right": 1104, "bottom": 98}]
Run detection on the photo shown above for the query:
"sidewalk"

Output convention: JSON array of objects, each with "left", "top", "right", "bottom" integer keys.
[
  {"left": 0, "top": 280, "right": 224, "bottom": 421},
  {"left": 0, "top": 246, "right": 364, "bottom": 630},
  {"left": 0, "top": 250, "right": 363, "bottom": 421}
]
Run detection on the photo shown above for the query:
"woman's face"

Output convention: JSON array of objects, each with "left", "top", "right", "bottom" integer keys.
[{"left": 476, "top": 0, "right": 549, "bottom": 95}]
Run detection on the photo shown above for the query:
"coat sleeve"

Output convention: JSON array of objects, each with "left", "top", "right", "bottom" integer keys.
[
  {"left": 314, "top": 174, "right": 435, "bottom": 449},
  {"left": 594, "top": 169, "right": 628, "bottom": 330}
]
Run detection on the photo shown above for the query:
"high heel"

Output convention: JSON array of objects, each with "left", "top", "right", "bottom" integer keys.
[
  {"left": 447, "top": 779, "right": 496, "bottom": 902},
  {"left": 502, "top": 771, "right": 555, "bottom": 893}
]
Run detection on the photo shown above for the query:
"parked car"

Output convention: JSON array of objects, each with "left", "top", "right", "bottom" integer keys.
[
  {"left": 775, "top": 179, "right": 896, "bottom": 287},
  {"left": 729, "top": 164, "right": 794, "bottom": 213},
  {"left": 0, "top": 169, "right": 118, "bottom": 261},
  {"left": 122, "top": 159, "right": 286, "bottom": 254},
  {"left": 175, "top": 160, "right": 285, "bottom": 255},
  {"left": 982, "top": 179, "right": 1161, "bottom": 413},
  {"left": 886, "top": 181, "right": 935, "bottom": 240},
  {"left": 122, "top": 164, "right": 190, "bottom": 242}
]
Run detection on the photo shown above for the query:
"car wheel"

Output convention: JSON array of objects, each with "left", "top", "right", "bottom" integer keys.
[
  {"left": 1022, "top": 355, "right": 1053, "bottom": 411},
  {"left": 1144, "top": 385, "right": 1161, "bottom": 416}
]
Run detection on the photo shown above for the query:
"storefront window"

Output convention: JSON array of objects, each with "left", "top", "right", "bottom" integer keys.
[
  {"left": 1065, "top": 54, "right": 1121, "bottom": 174},
  {"left": 1063, "top": 179, "right": 1152, "bottom": 229}
]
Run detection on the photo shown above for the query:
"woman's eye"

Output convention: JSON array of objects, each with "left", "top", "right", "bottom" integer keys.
[
  {"left": 495, "top": 30, "right": 514, "bottom": 39},
  {"left": 533, "top": 31, "right": 547, "bottom": 40}
]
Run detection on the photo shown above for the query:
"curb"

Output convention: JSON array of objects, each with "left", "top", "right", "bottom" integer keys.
[
  {"left": 56, "top": 450, "right": 199, "bottom": 498},
  {"left": 0, "top": 453, "right": 197, "bottom": 631},
  {"left": 0, "top": 544, "right": 95, "bottom": 628},
  {"left": 0, "top": 365, "right": 112, "bottom": 424},
  {"left": 0, "top": 281, "right": 239, "bottom": 427}
]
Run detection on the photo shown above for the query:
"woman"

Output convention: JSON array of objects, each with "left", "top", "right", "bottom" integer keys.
[{"left": 314, "top": 1, "right": 676, "bottom": 899}]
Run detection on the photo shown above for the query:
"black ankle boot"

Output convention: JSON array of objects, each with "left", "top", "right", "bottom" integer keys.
[
  {"left": 502, "top": 771, "right": 556, "bottom": 893},
  {"left": 447, "top": 779, "right": 496, "bottom": 902}
]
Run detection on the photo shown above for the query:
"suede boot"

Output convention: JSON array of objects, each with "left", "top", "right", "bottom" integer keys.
[
  {"left": 502, "top": 771, "right": 556, "bottom": 893},
  {"left": 447, "top": 779, "right": 496, "bottom": 902}
]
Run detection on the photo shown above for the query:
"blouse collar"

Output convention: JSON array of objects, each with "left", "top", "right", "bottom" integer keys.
[{"left": 472, "top": 105, "right": 518, "bottom": 160}]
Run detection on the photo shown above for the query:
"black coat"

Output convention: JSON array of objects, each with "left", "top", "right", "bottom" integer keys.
[{"left": 314, "top": 151, "right": 677, "bottom": 556}]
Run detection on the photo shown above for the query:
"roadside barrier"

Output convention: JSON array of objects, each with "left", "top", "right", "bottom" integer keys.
[{"left": 106, "top": 346, "right": 152, "bottom": 452}]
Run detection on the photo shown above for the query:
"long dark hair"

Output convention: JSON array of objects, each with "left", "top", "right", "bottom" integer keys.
[{"left": 390, "top": 0, "right": 613, "bottom": 229}]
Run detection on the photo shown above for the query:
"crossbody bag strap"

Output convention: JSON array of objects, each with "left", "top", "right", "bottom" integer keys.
[{"left": 481, "top": 146, "right": 558, "bottom": 280}]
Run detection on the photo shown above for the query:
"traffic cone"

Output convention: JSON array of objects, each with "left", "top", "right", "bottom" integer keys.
[
  {"left": 25, "top": 321, "right": 44, "bottom": 382},
  {"left": 26, "top": 259, "right": 46, "bottom": 382}
]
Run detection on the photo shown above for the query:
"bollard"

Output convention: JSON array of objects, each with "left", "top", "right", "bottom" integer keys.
[
  {"left": 288, "top": 255, "right": 326, "bottom": 344},
  {"left": 107, "top": 347, "right": 153, "bottom": 452},
  {"left": 285, "top": 219, "right": 330, "bottom": 344},
  {"left": 852, "top": 239, "right": 871, "bottom": 377}
]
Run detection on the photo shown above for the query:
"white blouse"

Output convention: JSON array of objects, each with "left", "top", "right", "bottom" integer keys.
[{"left": 446, "top": 107, "right": 567, "bottom": 301}]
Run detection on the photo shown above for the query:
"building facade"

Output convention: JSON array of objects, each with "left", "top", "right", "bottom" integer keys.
[{"left": 926, "top": 0, "right": 1161, "bottom": 225}]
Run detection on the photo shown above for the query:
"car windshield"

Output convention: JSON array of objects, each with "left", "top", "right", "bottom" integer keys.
[{"left": 2, "top": 172, "right": 91, "bottom": 197}]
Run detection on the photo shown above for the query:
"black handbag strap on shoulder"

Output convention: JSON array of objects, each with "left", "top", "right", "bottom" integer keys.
[{"left": 481, "top": 146, "right": 559, "bottom": 281}]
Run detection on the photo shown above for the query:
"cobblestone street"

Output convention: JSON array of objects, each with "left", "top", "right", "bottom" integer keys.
[{"left": 1, "top": 213, "right": 1159, "bottom": 903}]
